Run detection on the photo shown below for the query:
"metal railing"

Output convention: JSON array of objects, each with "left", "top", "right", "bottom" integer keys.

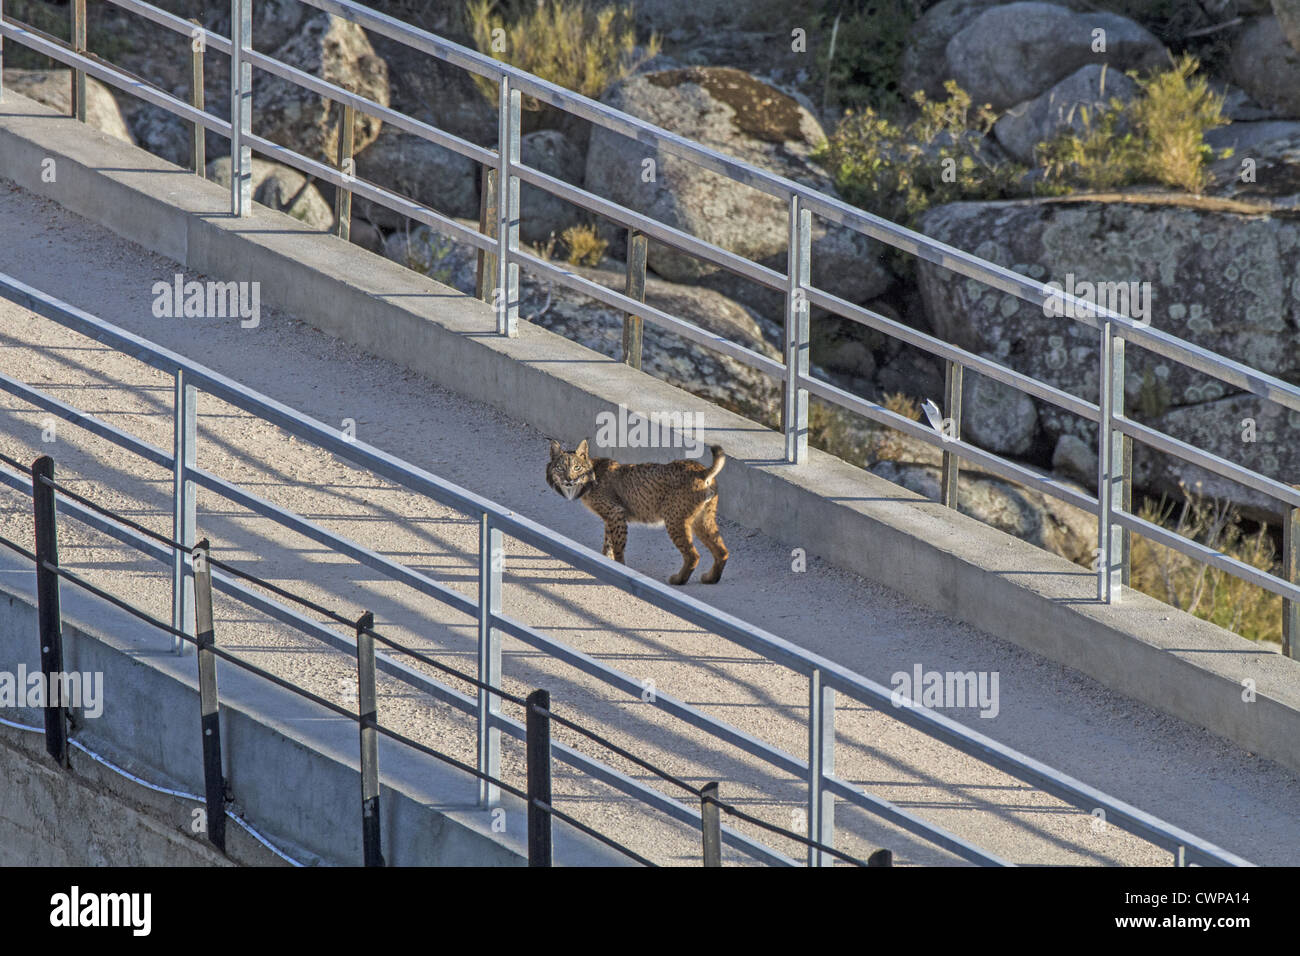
[
  {"left": 0, "top": 272, "right": 1252, "bottom": 866},
  {"left": 5, "top": 450, "right": 891, "bottom": 866},
  {"left": 0, "top": 0, "right": 1295, "bottom": 653}
]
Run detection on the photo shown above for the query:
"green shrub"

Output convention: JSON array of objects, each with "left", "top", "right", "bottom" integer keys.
[
  {"left": 815, "top": 80, "right": 1028, "bottom": 226},
  {"left": 813, "top": 0, "right": 919, "bottom": 112},
  {"left": 1039, "top": 55, "right": 1229, "bottom": 194}
]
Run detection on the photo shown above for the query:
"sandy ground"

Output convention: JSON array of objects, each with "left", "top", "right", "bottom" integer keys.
[{"left": 0, "top": 179, "right": 1296, "bottom": 867}]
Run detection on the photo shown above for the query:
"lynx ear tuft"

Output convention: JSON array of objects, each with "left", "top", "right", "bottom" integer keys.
[
  {"left": 549, "top": 439, "right": 563, "bottom": 458},
  {"left": 576, "top": 438, "right": 590, "bottom": 457}
]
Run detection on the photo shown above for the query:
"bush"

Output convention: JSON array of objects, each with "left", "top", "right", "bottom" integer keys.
[
  {"left": 815, "top": 80, "right": 1028, "bottom": 226},
  {"left": 465, "top": 0, "right": 659, "bottom": 118},
  {"left": 1039, "top": 55, "right": 1229, "bottom": 194},
  {"left": 560, "top": 224, "right": 607, "bottom": 266},
  {"left": 1129, "top": 483, "right": 1282, "bottom": 644},
  {"left": 813, "top": 0, "right": 919, "bottom": 112}
]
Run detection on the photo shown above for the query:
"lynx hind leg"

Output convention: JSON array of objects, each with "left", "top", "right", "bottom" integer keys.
[
  {"left": 694, "top": 497, "right": 728, "bottom": 584},
  {"left": 665, "top": 515, "right": 700, "bottom": 585}
]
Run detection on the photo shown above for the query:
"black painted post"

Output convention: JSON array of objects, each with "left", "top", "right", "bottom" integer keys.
[
  {"left": 526, "top": 688, "right": 552, "bottom": 867},
  {"left": 192, "top": 538, "right": 226, "bottom": 852},
  {"left": 868, "top": 848, "right": 893, "bottom": 867},
  {"left": 356, "top": 611, "right": 384, "bottom": 866},
  {"left": 31, "top": 455, "right": 67, "bottom": 765},
  {"left": 700, "top": 781, "right": 721, "bottom": 867}
]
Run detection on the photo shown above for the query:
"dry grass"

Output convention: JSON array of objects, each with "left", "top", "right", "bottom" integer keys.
[
  {"left": 465, "top": 0, "right": 659, "bottom": 114},
  {"left": 560, "top": 224, "right": 607, "bottom": 266},
  {"left": 1129, "top": 483, "right": 1282, "bottom": 643}
]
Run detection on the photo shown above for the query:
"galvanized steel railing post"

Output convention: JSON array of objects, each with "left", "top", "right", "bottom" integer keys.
[
  {"left": 0, "top": 0, "right": 6, "bottom": 103},
  {"left": 526, "top": 688, "right": 552, "bottom": 867},
  {"left": 700, "top": 781, "right": 721, "bottom": 867},
  {"left": 783, "top": 197, "right": 811, "bottom": 464},
  {"left": 189, "top": 20, "right": 206, "bottom": 176},
  {"left": 1097, "top": 324, "right": 1125, "bottom": 603},
  {"left": 229, "top": 0, "right": 252, "bottom": 217},
  {"left": 1284, "top": 491, "right": 1299, "bottom": 659},
  {"left": 807, "top": 667, "right": 835, "bottom": 866},
  {"left": 477, "top": 513, "right": 503, "bottom": 806},
  {"left": 70, "top": 0, "right": 86, "bottom": 122},
  {"left": 192, "top": 539, "right": 227, "bottom": 853},
  {"left": 622, "top": 229, "right": 648, "bottom": 369},
  {"left": 941, "top": 360, "right": 963, "bottom": 508},
  {"left": 495, "top": 76, "right": 520, "bottom": 336},
  {"left": 172, "top": 371, "right": 197, "bottom": 654},
  {"left": 31, "top": 455, "right": 67, "bottom": 766},
  {"left": 355, "top": 610, "right": 384, "bottom": 866},
  {"left": 334, "top": 101, "right": 355, "bottom": 241}
]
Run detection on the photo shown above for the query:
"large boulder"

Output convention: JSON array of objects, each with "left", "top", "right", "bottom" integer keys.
[
  {"left": 961, "top": 365, "right": 1039, "bottom": 456},
  {"left": 584, "top": 67, "right": 892, "bottom": 306},
  {"left": 945, "top": 3, "right": 1166, "bottom": 110},
  {"left": 994, "top": 64, "right": 1140, "bottom": 164},
  {"left": 1134, "top": 393, "right": 1300, "bottom": 520},
  {"left": 916, "top": 198, "right": 1300, "bottom": 455},
  {"left": 252, "top": 11, "right": 390, "bottom": 162},
  {"left": 370, "top": 35, "right": 498, "bottom": 147},
  {"left": 1231, "top": 17, "right": 1300, "bottom": 118},
  {"left": 206, "top": 156, "right": 334, "bottom": 230},
  {"left": 1207, "top": 130, "right": 1300, "bottom": 208},
  {"left": 1274, "top": 0, "right": 1300, "bottom": 52},
  {"left": 519, "top": 130, "right": 588, "bottom": 246},
  {"left": 3, "top": 69, "right": 133, "bottom": 143},
  {"left": 352, "top": 125, "right": 479, "bottom": 231},
  {"left": 899, "top": 0, "right": 1000, "bottom": 102}
]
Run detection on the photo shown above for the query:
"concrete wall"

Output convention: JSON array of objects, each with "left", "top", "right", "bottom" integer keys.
[
  {"left": 0, "top": 555, "right": 623, "bottom": 866},
  {"left": 3, "top": 91, "right": 1300, "bottom": 777}
]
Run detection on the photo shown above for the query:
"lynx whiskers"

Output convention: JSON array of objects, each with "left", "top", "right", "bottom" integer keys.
[{"left": 546, "top": 439, "right": 729, "bottom": 585}]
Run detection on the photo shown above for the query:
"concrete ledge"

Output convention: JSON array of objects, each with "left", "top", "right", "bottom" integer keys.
[
  {"left": 0, "top": 553, "right": 623, "bottom": 866},
  {"left": 3, "top": 92, "right": 1300, "bottom": 777}
]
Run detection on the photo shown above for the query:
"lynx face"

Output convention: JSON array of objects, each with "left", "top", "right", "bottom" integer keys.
[{"left": 547, "top": 438, "right": 596, "bottom": 501}]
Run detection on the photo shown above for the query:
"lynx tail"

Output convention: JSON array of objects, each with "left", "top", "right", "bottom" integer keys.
[{"left": 703, "top": 445, "right": 726, "bottom": 485}]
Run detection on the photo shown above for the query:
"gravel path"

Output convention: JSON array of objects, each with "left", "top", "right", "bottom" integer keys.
[{"left": 0, "top": 179, "right": 1295, "bottom": 866}]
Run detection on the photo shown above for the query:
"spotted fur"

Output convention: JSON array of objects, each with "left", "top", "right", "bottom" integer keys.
[{"left": 546, "top": 439, "right": 729, "bottom": 585}]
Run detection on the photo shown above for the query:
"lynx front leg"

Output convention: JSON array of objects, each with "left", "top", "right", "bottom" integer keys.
[
  {"left": 665, "top": 518, "right": 700, "bottom": 585},
  {"left": 601, "top": 512, "right": 628, "bottom": 563}
]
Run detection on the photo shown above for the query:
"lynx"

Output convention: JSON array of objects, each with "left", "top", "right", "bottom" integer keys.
[{"left": 546, "top": 439, "right": 729, "bottom": 585}]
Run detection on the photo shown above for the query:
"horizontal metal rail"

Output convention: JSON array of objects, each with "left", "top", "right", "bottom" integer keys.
[
  {"left": 0, "top": 272, "right": 1252, "bottom": 866},
  {"left": 0, "top": 18, "right": 232, "bottom": 137},
  {"left": 801, "top": 374, "right": 1102, "bottom": 516},
  {"left": 12, "top": 0, "right": 1298, "bottom": 539},
  {"left": 0, "top": 463, "right": 795, "bottom": 866},
  {"left": 1114, "top": 415, "right": 1300, "bottom": 511}
]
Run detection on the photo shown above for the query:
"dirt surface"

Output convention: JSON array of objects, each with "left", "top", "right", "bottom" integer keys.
[{"left": 0, "top": 179, "right": 1296, "bottom": 866}]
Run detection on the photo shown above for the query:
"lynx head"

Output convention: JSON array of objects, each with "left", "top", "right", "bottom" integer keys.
[{"left": 547, "top": 439, "right": 596, "bottom": 501}]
